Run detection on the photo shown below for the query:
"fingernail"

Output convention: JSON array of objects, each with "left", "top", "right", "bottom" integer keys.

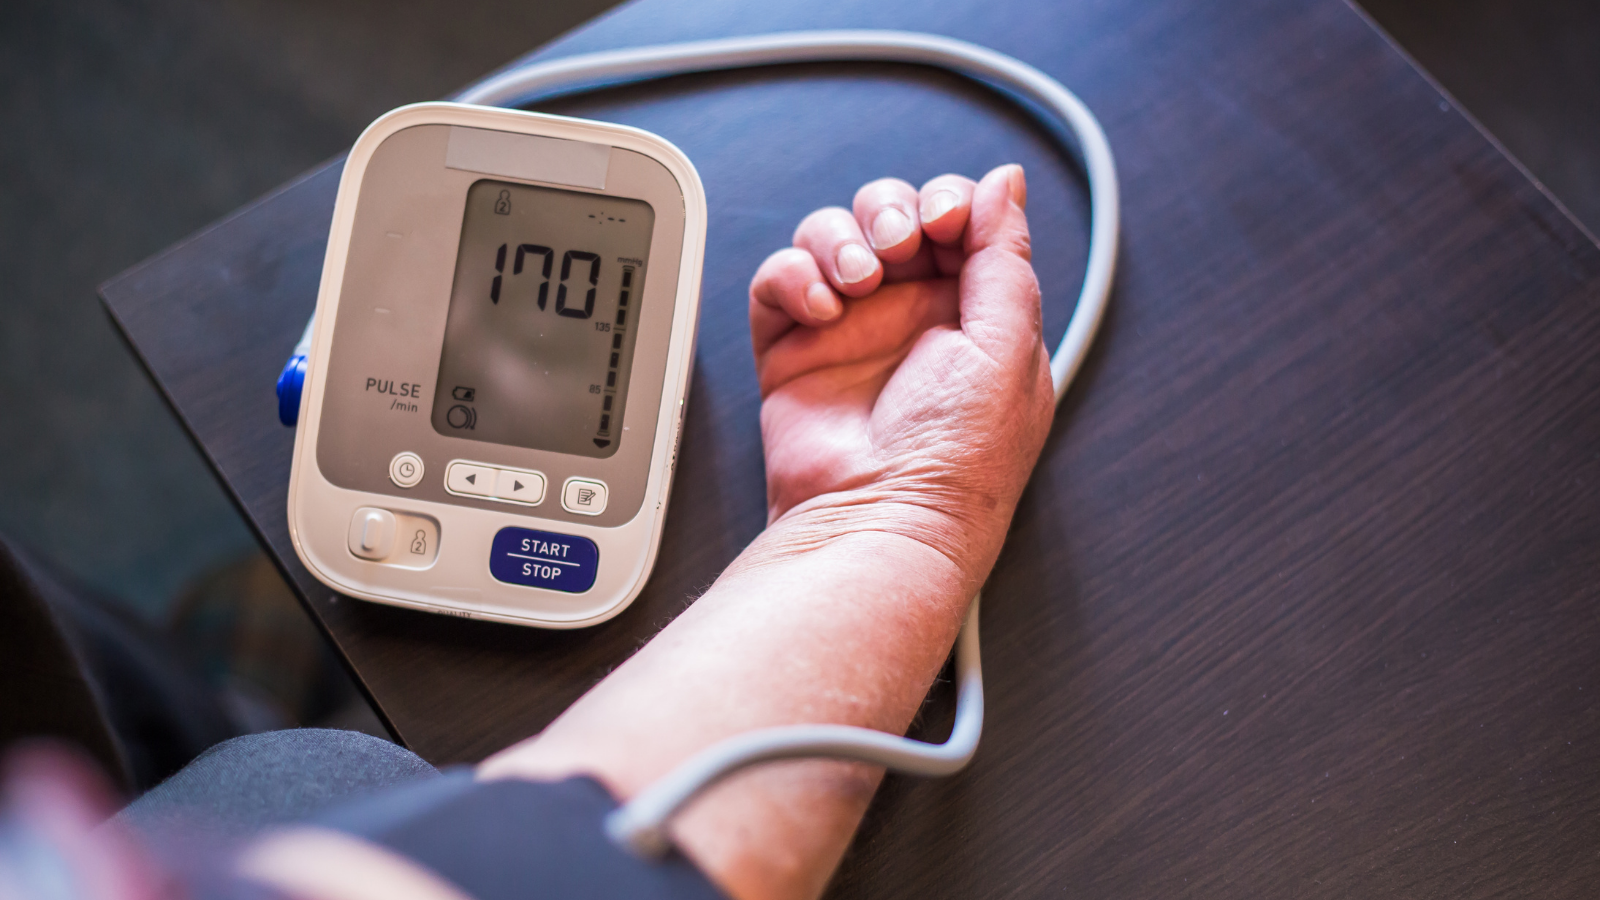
[
  {"left": 922, "top": 189, "right": 959, "bottom": 223},
  {"left": 835, "top": 243, "right": 878, "bottom": 284},
  {"left": 869, "top": 208, "right": 915, "bottom": 250},
  {"left": 1007, "top": 165, "right": 1027, "bottom": 209},
  {"left": 804, "top": 282, "right": 840, "bottom": 321}
]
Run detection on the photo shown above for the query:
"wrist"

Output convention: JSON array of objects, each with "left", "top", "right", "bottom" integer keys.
[{"left": 750, "top": 484, "right": 1014, "bottom": 590}]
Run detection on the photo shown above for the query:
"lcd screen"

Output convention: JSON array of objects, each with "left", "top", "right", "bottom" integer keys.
[{"left": 432, "top": 179, "right": 655, "bottom": 458}]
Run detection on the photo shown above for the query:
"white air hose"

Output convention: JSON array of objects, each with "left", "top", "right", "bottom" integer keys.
[
  {"left": 453, "top": 31, "right": 1118, "bottom": 857},
  {"left": 299, "top": 30, "right": 1118, "bottom": 857}
]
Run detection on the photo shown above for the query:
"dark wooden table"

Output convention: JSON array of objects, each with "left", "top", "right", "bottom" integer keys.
[{"left": 101, "top": 0, "right": 1600, "bottom": 895}]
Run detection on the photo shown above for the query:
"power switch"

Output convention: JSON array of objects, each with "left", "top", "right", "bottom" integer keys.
[{"left": 348, "top": 507, "right": 396, "bottom": 560}]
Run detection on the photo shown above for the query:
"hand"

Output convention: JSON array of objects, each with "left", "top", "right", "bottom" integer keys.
[
  {"left": 480, "top": 170, "right": 1056, "bottom": 900},
  {"left": 749, "top": 164, "right": 1056, "bottom": 572}
]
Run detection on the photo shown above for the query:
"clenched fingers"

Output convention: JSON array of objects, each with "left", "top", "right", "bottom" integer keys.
[
  {"left": 793, "top": 207, "right": 883, "bottom": 297},
  {"left": 749, "top": 247, "right": 843, "bottom": 357}
]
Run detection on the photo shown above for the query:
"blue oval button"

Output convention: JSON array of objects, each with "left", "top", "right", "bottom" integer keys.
[{"left": 489, "top": 527, "right": 599, "bottom": 593}]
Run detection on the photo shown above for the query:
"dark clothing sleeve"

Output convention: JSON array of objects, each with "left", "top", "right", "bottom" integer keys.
[
  {"left": 318, "top": 770, "right": 727, "bottom": 900},
  {"left": 111, "top": 729, "right": 724, "bottom": 900}
]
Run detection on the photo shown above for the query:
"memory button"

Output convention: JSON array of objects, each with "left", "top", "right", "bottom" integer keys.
[{"left": 561, "top": 478, "right": 608, "bottom": 516}]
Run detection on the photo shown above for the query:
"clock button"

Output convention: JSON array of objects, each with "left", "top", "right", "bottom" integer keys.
[{"left": 389, "top": 452, "right": 424, "bottom": 488}]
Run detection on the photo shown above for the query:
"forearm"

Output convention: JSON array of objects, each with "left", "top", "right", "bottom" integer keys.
[
  {"left": 480, "top": 165, "right": 1046, "bottom": 899},
  {"left": 478, "top": 501, "right": 1001, "bottom": 900}
]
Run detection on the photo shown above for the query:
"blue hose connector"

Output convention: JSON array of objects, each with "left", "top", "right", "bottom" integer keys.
[
  {"left": 276, "top": 354, "right": 308, "bottom": 426},
  {"left": 279, "top": 314, "right": 317, "bottom": 426}
]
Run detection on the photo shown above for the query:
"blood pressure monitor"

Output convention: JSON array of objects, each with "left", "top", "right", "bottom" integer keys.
[{"left": 287, "top": 102, "right": 706, "bottom": 628}]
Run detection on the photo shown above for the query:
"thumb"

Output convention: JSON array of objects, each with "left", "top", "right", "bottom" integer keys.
[
  {"left": 966, "top": 164, "right": 1030, "bottom": 259},
  {"left": 958, "top": 165, "right": 1042, "bottom": 362}
]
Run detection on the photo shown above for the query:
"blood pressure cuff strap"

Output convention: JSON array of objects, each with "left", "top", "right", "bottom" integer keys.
[{"left": 314, "top": 770, "right": 726, "bottom": 900}]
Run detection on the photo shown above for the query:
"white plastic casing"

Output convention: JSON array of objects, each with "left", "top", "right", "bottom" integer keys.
[{"left": 287, "top": 102, "right": 705, "bottom": 628}]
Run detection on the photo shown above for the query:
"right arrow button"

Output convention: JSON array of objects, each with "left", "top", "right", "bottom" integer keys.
[{"left": 493, "top": 467, "right": 546, "bottom": 506}]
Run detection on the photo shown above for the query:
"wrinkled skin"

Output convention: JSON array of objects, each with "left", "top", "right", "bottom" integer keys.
[{"left": 749, "top": 164, "right": 1056, "bottom": 571}]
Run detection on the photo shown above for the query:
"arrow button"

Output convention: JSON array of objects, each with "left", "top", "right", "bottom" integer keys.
[
  {"left": 493, "top": 467, "right": 546, "bottom": 506},
  {"left": 446, "top": 462, "right": 496, "bottom": 497}
]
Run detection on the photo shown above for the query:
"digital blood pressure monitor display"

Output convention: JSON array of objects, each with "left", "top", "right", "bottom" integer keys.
[
  {"left": 287, "top": 103, "right": 706, "bottom": 629},
  {"left": 433, "top": 181, "right": 655, "bottom": 458}
]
